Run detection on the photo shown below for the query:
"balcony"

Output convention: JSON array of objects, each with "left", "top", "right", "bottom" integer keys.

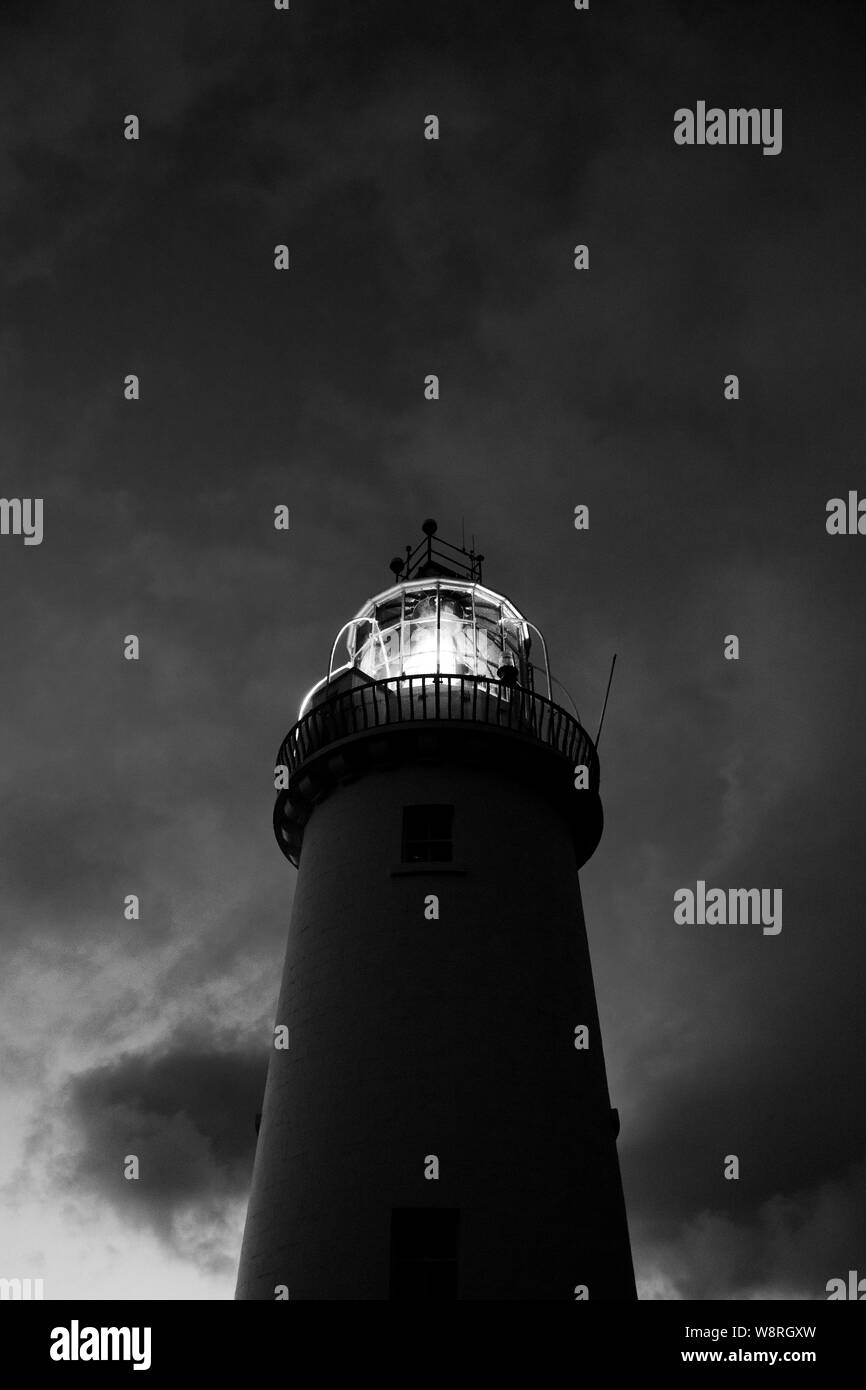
[{"left": 274, "top": 673, "right": 602, "bottom": 867}]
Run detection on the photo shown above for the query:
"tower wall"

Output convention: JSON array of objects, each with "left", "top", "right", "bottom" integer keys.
[{"left": 236, "top": 756, "right": 636, "bottom": 1300}]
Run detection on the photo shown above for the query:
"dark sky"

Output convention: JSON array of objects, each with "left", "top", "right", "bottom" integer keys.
[{"left": 1, "top": 0, "right": 864, "bottom": 1299}]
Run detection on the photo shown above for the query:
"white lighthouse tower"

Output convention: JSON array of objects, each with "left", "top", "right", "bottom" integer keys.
[{"left": 236, "top": 520, "right": 636, "bottom": 1300}]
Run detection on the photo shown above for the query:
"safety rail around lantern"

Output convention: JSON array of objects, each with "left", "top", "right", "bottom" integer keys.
[{"left": 276, "top": 674, "right": 600, "bottom": 789}]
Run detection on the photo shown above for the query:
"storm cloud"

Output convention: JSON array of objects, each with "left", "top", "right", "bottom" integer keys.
[{"left": 57, "top": 1030, "right": 266, "bottom": 1271}]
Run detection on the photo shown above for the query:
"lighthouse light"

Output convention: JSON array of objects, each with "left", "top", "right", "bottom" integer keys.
[{"left": 330, "top": 577, "right": 547, "bottom": 697}]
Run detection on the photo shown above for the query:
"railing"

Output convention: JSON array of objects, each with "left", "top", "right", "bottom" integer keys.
[{"left": 276, "top": 674, "right": 599, "bottom": 787}]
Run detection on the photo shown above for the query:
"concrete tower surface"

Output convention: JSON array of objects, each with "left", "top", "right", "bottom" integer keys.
[{"left": 236, "top": 522, "right": 636, "bottom": 1300}]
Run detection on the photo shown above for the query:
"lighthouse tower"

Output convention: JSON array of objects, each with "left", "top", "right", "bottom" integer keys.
[{"left": 236, "top": 521, "right": 636, "bottom": 1301}]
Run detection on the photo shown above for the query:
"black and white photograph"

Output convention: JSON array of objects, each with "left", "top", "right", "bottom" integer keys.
[{"left": 1, "top": 0, "right": 864, "bottom": 1362}]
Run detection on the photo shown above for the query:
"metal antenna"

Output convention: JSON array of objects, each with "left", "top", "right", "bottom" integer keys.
[{"left": 594, "top": 653, "right": 617, "bottom": 748}]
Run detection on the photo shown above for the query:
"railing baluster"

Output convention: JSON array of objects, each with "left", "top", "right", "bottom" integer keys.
[{"left": 279, "top": 675, "right": 597, "bottom": 786}]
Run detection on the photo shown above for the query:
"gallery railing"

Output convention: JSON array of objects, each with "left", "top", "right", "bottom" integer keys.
[{"left": 276, "top": 674, "right": 599, "bottom": 788}]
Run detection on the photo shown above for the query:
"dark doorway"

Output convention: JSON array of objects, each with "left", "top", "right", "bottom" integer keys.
[{"left": 389, "top": 1208, "right": 460, "bottom": 1300}]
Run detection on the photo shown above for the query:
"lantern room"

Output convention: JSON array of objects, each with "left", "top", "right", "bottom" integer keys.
[
  {"left": 297, "top": 520, "right": 560, "bottom": 718},
  {"left": 299, "top": 579, "right": 553, "bottom": 717}
]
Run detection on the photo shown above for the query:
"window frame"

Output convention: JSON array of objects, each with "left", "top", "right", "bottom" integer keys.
[{"left": 401, "top": 804, "right": 454, "bottom": 864}]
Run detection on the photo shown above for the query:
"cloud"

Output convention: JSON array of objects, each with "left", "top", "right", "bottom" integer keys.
[
  {"left": 54, "top": 1028, "right": 266, "bottom": 1270},
  {"left": 0, "top": 0, "right": 262, "bottom": 287},
  {"left": 637, "top": 1160, "right": 866, "bottom": 1300}
]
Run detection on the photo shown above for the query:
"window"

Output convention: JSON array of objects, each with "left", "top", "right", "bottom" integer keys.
[
  {"left": 389, "top": 1209, "right": 460, "bottom": 1300},
  {"left": 402, "top": 805, "right": 453, "bottom": 863}
]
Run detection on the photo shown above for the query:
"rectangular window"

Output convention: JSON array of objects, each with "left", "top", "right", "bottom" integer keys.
[
  {"left": 389, "top": 1208, "right": 460, "bottom": 1300},
  {"left": 401, "top": 805, "right": 453, "bottom": 863}
]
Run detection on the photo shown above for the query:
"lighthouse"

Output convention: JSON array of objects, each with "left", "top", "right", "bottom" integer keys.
[{"left": 236, "top": 521, "right": 636, "bottom": 1300}]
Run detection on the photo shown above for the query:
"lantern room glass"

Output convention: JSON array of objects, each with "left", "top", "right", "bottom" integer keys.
[
  {"left": 348, "top": 581, "right": 531, "bottom": 684},
  {"left": 297, "top": 579, "right": 556, "bottom": 720}
]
